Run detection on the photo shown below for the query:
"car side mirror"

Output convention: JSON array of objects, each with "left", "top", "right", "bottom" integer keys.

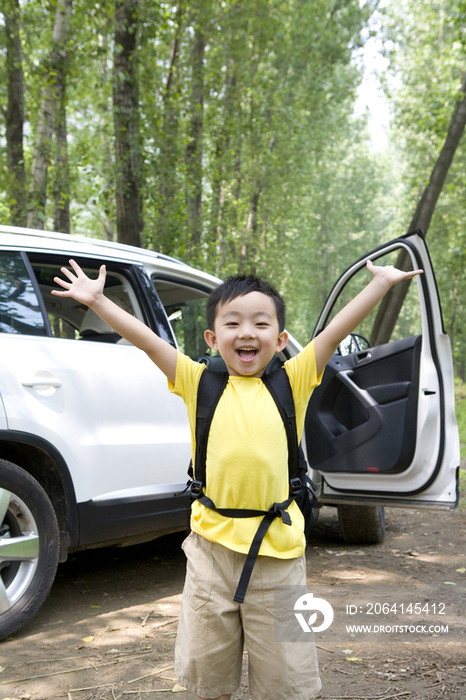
[{"left": 337, "top": 333, "right": 371, "bottom": 356}]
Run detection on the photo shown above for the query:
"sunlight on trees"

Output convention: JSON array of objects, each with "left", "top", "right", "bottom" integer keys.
[{"left": 0, "top": 0, "right": 465, "bottom": 365}]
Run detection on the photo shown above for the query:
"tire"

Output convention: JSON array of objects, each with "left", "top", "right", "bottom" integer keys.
[
  {"left": 0, "top": 459, "right": 59, "bottom": 639},
  {"left": 338, "top": 505, "right": 386, "bottom": 545}
]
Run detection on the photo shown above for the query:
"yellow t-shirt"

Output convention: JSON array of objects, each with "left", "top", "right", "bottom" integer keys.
[{"left": 168, "top": 340, "right": 322, "bottom": 559}]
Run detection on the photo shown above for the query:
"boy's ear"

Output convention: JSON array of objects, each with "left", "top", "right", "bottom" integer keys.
[
  {"left": 204, "top": 329, "right": 218, "bottom": 351},
  {"left": 276, "top": 331, "right": 288, "bottom": 353}
]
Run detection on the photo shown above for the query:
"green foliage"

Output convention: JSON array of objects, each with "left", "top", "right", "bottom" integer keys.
[
  {"left": 277, "top": 111, "right": 404, "bottom": 344},
  {"left": 455, "top": 377, "right": 466, "bottom": 461},
  {"left": 3, "top": 0, "right": 380, "bottom": 258},
  {"left": 455, "top": 378, "right": 466, "bottom": 506}
]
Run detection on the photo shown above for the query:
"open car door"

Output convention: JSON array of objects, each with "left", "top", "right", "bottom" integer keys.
[{"left": 305, "top": 230, "right": 460, "bottom": 543}]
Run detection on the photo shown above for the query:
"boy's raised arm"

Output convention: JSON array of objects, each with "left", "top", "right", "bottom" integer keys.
[
  {"left": 52, "top": 259, "right": 178, "bottom": 384},
  {"left": 314, "top": 260, "right": 423, "bottom": 377}
]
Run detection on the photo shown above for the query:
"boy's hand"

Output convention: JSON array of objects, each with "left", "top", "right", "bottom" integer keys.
[
  {"left": 314, "top": 259, "right": 423, "bottom": 376},
  {"left": 366, "top": 260, "right": 423, "bottom": 289},
  {"left": 52, "top": 259, "right": 106, "bottom": 308}
]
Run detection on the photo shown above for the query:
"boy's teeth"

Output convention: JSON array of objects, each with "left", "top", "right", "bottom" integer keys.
[{"left": 238, "top": 348, "right": 257, "bottom": 360}]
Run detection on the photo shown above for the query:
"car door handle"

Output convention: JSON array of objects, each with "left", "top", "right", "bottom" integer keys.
[
  {"left": 21, "top": 374, "right": 62, "bottom": 389},
  {"left": 356, "top": 351, "right": 372, "bottom": 363}
]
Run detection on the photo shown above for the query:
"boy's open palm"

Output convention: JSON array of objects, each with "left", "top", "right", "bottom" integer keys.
[
  {"left": 52, "top": 259, "right": 106, "bottom": 308},
  {"left": 366, "top": 260, "right": 422, "bottom": 288}
]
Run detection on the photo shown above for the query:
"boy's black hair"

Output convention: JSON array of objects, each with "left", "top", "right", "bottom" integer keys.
[{"left": 206, "top": 274, "right": 286, "bottom": 332}]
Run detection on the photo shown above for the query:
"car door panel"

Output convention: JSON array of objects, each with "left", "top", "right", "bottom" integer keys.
[{"left": 306, "top": 335, "right": 421, "bottom": 473}]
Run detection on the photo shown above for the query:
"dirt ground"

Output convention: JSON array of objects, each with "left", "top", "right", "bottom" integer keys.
[{"left": 0, "top": 501, "right": 465, "bottom": 700}]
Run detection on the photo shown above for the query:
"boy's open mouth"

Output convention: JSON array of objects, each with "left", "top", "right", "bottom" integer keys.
[{"left": 237, "top": 347, "right": 258, "bottom": 362}]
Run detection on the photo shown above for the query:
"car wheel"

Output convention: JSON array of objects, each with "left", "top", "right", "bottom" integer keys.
[
  {"left": 0, "top": 459, "right": 59, "bottom": 639},
  {"left": 337, "top": 505, "right": 386, "bottom": 545}
]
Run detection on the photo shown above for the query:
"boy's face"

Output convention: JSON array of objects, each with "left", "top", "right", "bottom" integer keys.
[{"left": 204, "top": 291, "right": 288, "bottom": 378}]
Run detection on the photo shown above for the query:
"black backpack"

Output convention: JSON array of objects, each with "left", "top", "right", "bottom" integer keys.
[{"left": 184, "top": 364, "right": 319, "bottom": 604}]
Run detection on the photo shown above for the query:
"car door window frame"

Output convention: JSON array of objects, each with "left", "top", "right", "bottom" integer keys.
[{"left": 25, "top": 253, "right": 175, "bottom": 346}]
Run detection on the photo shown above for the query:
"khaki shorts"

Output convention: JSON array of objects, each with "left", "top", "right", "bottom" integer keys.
[{"left": 174, "top": 532, "right": 321, "bottom": 700}]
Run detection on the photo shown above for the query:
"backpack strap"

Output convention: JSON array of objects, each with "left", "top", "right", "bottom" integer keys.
[
  {"left": 190, "top": 368, "right": 229, "bottom": 495},
  {"left": 262, "top": 366, "right": 302, "bottom": 494}
]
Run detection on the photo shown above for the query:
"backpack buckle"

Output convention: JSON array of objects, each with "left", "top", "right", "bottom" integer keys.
[
  {"left": 290, "top": 477, "right": 301, "bottom": 497},
  {"left": 190, "top": 480, "right": 203, "bottom": 497}
]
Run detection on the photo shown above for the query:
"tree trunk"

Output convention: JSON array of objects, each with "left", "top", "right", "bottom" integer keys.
[
  {"left": 209, "top": 59, "right": 235, "bottom": 252},
  {"left": 370, "top": 72, "right": 466, "bottom": 347},
  {"left": 155, "top": 1, "right": 183, "bottom": 255},
  {"left": 53, "top": 97, "right": 70, "bottom": 233},
  {"left": 238, "top": 135, "right": 275, "bottom": 274},
  {"left": 238, "top": 185, "right": 262, "bottom": 275},
  {"left": 4, "top": 0, "right": 27, "bottom": 227},
  {"left": 27, "top": 0, "right": 73, "bottom": 230},
  {"left": 113, "top": 0, "right": 142, "bottom": 247},
  {"left": 53, "top": 26, "right": 70, "bottom": 233},
  {"left": 185, "top": 20, "right": 205, "bottom": 257}
]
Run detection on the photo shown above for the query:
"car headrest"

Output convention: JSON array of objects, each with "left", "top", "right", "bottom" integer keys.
[{"left": 80, "top": 307, "right": 115, "bottom": 336}]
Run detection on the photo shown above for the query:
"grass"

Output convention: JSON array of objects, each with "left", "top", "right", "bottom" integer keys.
[
  {"left": 459, "top": 471, "right": 466, "bottom": 509},
  {"left": 454, "top": 378, "right": 466, "bottom": 508}
]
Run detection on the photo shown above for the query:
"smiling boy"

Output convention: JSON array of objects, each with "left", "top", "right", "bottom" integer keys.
[{"left": 53, "top": 259, "right": 422, "bottom": 700}]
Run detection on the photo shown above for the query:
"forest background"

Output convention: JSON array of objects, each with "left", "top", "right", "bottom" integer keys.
[{"left": 1, "top": 0, "right": 466, "bottom": 472}]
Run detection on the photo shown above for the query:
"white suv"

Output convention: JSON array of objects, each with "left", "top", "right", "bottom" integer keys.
[{"left": 0, "top": 226, "right": 459, "bottom": 639}]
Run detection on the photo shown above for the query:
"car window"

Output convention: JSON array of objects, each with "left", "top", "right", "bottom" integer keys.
[
  {"left": 31, "top": 260, "right": 141, "bottom": 342},
  {"left": 0, "top": 251, "right": 47, "bottom": 336},
  {"left": 324, "top": 248, "right": 422, "bottom": 351},
  {"left": 153, "top": 278, "right": 211, "bottom": 357}
]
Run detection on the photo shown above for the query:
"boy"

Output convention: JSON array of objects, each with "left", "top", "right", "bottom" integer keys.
[{"left": 53, "top": 258, "right": 422, "bottom": 700}]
